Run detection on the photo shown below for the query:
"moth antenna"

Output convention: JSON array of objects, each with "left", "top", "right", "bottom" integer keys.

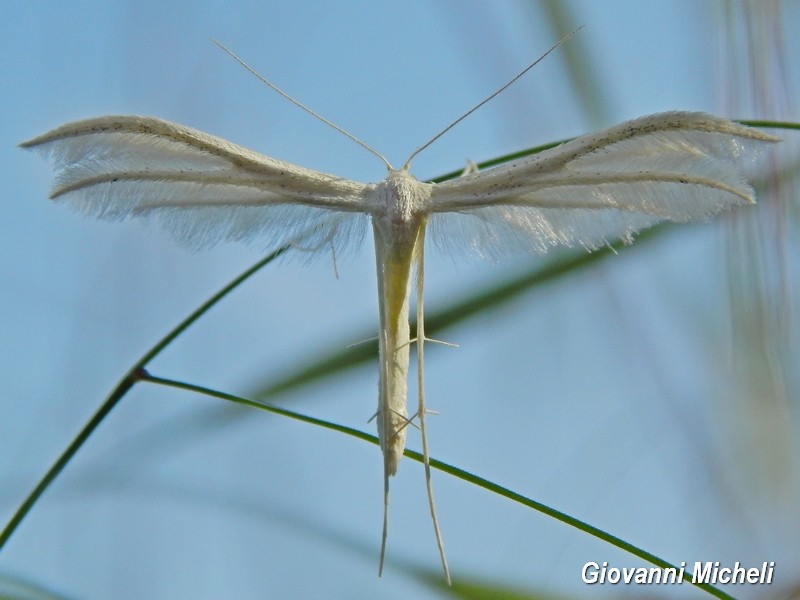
[
  {"left": 213, "top": 40, "right": 393, "bottom": 171},
  {"left": 402, "top": 25, "right": 584, "bottom": 170}
]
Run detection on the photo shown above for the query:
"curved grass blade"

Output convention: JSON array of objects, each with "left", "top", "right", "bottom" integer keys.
[
  {"left": 141, "top": 372, "right": 736, "bottom": 600},
  {"left": 0, "top": 246, "right": 288, "bottom": 550}
]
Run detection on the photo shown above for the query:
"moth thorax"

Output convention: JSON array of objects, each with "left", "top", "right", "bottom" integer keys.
[{"left": 384, "top": 169, "right": 429, "bottom": 226}]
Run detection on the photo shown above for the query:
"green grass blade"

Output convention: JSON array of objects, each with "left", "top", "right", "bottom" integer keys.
[
  {"left": 0, "top": 247, "right": 288, "bottom": 551},
  {"left": 143, "top": 372, "right": 735, "bottom": 600}
]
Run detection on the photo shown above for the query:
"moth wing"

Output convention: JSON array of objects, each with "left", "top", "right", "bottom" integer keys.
[
  {"left": 426, "top": 112, "right": 779, "bottom": 259},
  {"left": 21, "top": 116, "right": 371, "bottom": 254}
]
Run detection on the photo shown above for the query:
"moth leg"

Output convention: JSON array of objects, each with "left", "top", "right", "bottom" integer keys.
[
  {"left": 286, "top": 223, "right": 340, "bottom": 277},
  {"left": 459, "top": 159, "right": 479, "bottom": 176},
  {"left": 378, "top": 468, "right": 389, "bottom": 577},
  {"left": 415, "top": 233, "right": 451, "bottom": 584}
]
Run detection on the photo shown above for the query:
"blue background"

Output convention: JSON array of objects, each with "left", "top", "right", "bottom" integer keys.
[{"left": 2, "top": 1, "right": 798, "bottom": 598}]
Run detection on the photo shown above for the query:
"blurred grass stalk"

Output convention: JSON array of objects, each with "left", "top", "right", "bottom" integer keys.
[{"left": 717, "top": 1, "right": 798, "bottom": 510}]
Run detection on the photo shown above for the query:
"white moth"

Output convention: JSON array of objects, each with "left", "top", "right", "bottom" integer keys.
[{"left": 21, "top": 42, "right": 778, "bottom": 583}]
